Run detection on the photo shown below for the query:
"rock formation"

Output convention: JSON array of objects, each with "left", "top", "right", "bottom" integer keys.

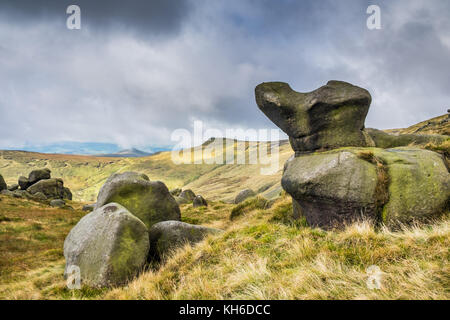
[
  {"left": 64, "top": 203, "right": 149, "bottom": 288},
  {"left": 95, "top": 172, "right": 181, "bottom": 229},
  {"left": 256, "top": 80, "right": 450, "bottom": 229}
]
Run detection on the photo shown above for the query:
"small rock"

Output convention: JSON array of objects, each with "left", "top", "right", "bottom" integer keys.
[
  {"left": 193, "top": 195, "right": 207, "bottom": 208},
  {"left": 179, "top": 189, "right": 196, "bottom": 201},
  {"left": 50, "top": 199, "right": 65, "bottom": 208},
  {"left": 234, "top": 189, "right": 256, "bottom": 204},
  {"left": 82, "top": 203, "right": 96, "bottom": 212},
  {"left": 8, "top": 184, "right": 19, "bottom": 192}
]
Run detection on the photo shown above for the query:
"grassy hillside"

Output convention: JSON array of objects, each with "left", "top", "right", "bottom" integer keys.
[
  {"left": 386, "top": 113, "right": 450, "bottom": 136},
  {"left": 0, "top": 139, "right": 293, "bottom": 203},
  {"left": 0, "top": 194, "right": 448, "bottom": 300}
]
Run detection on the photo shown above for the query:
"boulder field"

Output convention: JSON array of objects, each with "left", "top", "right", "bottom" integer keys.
[
  {"left": 64, "top": 172, "right": 218, "bottom": 288},
  {"left": 256, "top": 80, "right": 449, "bottom": 229}
]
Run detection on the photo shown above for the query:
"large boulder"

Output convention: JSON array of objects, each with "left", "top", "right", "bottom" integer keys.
[
  {"left": 282, "top": 147, "right": 449, "bottom": 229},
  {"left": 234, "top": 189, "right": 256, "bottom": 204},
  {"left": 95, "top": 172, "right": 181, "bottom": 229},
  {"left": 28, "top": 168, "right": 51, "bottom": 185},
  {"left": 255, "top": 80, "right": 373, "bottom": 154},
  {"left": 26, "top": 178, "right": 71, "bottom": 200},
  {"left": 148, "top": 221, "right": 222, "bottom": 260},
  {"left": 0, "top": 174, "right": 6, "bottom": 192},
  {"left": 64, "top": 203, "right": 149, "bottom": 288}
]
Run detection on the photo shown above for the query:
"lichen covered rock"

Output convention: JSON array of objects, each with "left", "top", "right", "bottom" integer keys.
[
  {"left": 64, "top": 203, "right": 149, "bottom": 288},
  {"left": 95, "top": 172, "right": 181, "bottom": 229}
]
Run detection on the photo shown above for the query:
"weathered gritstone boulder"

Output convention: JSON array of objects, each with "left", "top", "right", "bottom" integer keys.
[
  {"left": 179, "top": 189, "right": 196, "bottom": 201},
  {"left": 282, "top": 147, "right": 449, "bottom": 229},
  {"left": 255, "top": 81, "right": 373, "bottom": 153},
  {"left": 63, "top": 187, "right": 73, "bottom": 201},
  {"left": 148, "top": 221, "right": 222, "bottom": 260},
  {"left": 27, "top": 178, "right": 71, "bottom": 200},
  {"left": 234, "top": 189, "right": 256, "bottom": 204},
  {"left": 0, "top": 174, "right": 6, "bottom": 191},
  {"left": 95, "top": 172, "right": 181, "bottom": 229},
  {"left": 18, "top": 176, "right": 30, "bottom": 190},
  {"left": 28, "top": 168, "right": 51, "bottom": 185},
  {"left": 175, "top": 196, "right": 189, "bottom": 205},
  {"left": 64, "top": 203, "right": 149, "bottom": 288},
  {"left": 31, "top": 192, "right": 47, "bottom": 201},
  {"left": 193, "top": 195, "right": 208, "bottom": 208}
]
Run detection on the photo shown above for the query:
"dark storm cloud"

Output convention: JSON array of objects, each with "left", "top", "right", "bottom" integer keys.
[
  {"left": 0, "top": 0, "right": 449, "bottom": 150},
  {"left": 0, "top": 0, "right": 191, "bottom": 36}
]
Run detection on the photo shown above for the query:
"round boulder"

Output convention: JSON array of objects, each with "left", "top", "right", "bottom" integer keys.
[
  {"left": 193, "top": 195, "right": 208, "bottom": 208},
  {"left": 95, "top": 172, "right": 181, "bottom": 229},
  {"left": 28, "top": 168, "right": 51, "bottom": 185},
  {"left": 148, "top": 221, "right": 222, "bottom": 260},
  {"left": 179, "top": 189, "right": 196, "bottom": 201},
  {"left": 64, "top": 203, "right": 150, "bottom": 288},
  {"left": 234, "top": 189, "right": 256, "bottom": 204}
]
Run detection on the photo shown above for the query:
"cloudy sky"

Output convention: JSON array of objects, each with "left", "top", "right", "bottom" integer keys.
[{"left": 0, "top": 0, "right": 449, "bottom": 152}]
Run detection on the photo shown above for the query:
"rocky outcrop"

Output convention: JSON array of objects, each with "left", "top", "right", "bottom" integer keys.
[
  {"left": 95, "top": 172, "right": 181, "bottom": 229},
  {"left": 256, "top": 80, "right": 450, "bottom": 229},
  {"left": 27, "top": 178, "right": 71, "bottom": 200},
  {"left": 8, "top": 184, "right": 19, "bottom": 192},
  {"left": 0, "top": 174, "right": 6, "bottom": 192},
  {"left": 234, "top": 189, "right": 256, "bottom": 204},
  {"left": 193, "top": 195, "right": 208, "bottom": 208},
  {"left": 64, "top": 203, "right": 149, "bottom": 288},
  {"left": 148, "top": 221, "right": 221, "bottom": 260},
  {"left": 255, "top": 81, "right": 372, "bottom": 154}
]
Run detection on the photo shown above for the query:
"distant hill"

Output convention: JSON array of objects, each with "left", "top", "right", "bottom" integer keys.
[
  {"left": 0, "top": 114, "right": 448, "bottom": 202},
  {"left": 93, "top": 148, "right": 153, "bottom": 158},
  {"left": 386, "top": 112, "right": 450, "bottom": 136}
]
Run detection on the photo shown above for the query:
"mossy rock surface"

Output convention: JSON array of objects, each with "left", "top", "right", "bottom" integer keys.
[
  {"left": 148, "top": 221, "right": 221, "bottom": 261},
  {"left": 255, "top": 80, "right": 372, "bottom": 153},
  {"left": 28, "top": 168, "right": 51, "bottom": 185},
  {"left": 95, "top": 172, "right": 181, "bottom": 229},
  {"left": 234, "top": 188, "right": 256, "bottom": 204},
  {"left": 366, "top": 128, "right": 448, "bottom": 148},
  {"left": 282, "top": 147, "right": 449, "bottom": 229},
  {"left": 26, "top": 178, "right": 71, "bottom": 200},
  {"left": 63, "top": 203, "right": 149, "bottom": 288}
]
